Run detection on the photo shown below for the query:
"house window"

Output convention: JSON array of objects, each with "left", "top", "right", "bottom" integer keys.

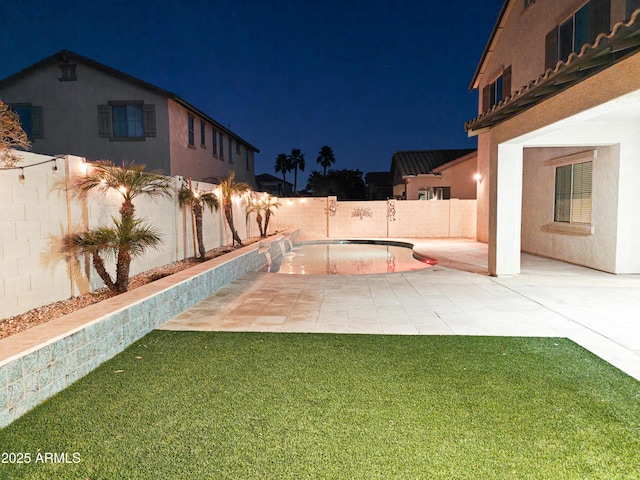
[
  {"left": 212, "top": 130, "right": 218, "bottom": 157},
  {"left": 554, "top": 161, "right": 592, "bottom": 224},
  {"left": 188, "top": 116, "right": 195, "bottom": 147},
  {"left": 200, "top": 121, "right": 206, "bottom": 147},
  {"left": 98, "top": 103, "right": 155, "bottom": 139},
  {"left": 229, "top": 137, "right": 233, "bottom": 164},
  {"left": 219, "top": 133, "right": 224, "bottom": 159},
  {"left": 245, "top": 149, "right": 250, "bottom": 170},
  {"left": 59, "top": 64, "right": 77, "bottom": 81},
  {"left": 546, "top": 0, "right": 610, "bottom": 70},
  {"left": 112, "top": 104, "right": 143, "bottom": 138},
  {"left": 482, "top": 66, "right": 511, "bottom": 112},
  {"left": 10, "top": 104, "right": 44, "bottom": 140},
  {"left": 418, "top": 187, "right": 450, "bottom": 200}
]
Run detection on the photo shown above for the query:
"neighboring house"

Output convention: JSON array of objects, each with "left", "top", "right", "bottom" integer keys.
[
  {"left": 364, "top": 171, "right": 393, "bottom": 200},
  {"left": 0, "top": 50, "right": 259, "bottom": 187},
  {"left": 466, "top": 0, "right": 640, "bottom": 275},
  {"left": 390, "top": 149, "right": 477, "bottom": 200},
  {"left": 255, "top": 173, "right": 293, "bottom": 197}
]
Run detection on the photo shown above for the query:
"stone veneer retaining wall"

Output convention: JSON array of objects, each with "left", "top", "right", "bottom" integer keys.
[{"left": 0, "top": 230, "right": 299, "bottom": 429}]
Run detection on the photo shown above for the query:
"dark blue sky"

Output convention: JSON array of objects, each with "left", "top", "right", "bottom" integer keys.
[{"left": 1, "top": 0, "right": 502, "bottom": 187}]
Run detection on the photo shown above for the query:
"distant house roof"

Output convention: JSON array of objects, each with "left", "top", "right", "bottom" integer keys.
[
  {"left": 256, "top": 173, "right": 293, "bottom": 187},
  {"left": 466, "top": 9, "right": 640, "bottom": 134},
  {"left": 391, "top": 149, "right": 476, "bottom": 178},
  {"left": 0, "top": 50, "right": 259, "bottom": 153}
]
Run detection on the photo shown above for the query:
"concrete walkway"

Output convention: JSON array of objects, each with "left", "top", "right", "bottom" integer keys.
[{"left": 160, "top": 238, "right": 640, "bottom": 381}]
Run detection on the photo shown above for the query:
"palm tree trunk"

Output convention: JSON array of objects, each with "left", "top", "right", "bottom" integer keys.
[
  {"left": 194, "top": 204, "right": 206, "bottom": 259},
  {"left": 264, "top": 210, "right": 271, "bottom": 237},
  {"left": 255, "top": 212, "right": 264, "bottom": 237},
  {"left": 115, "top": 248, "right": 132, "bottom": 293},
  {"left": 225, "top": 204, "right": 243, "bottom": 246},
  {"left": 92, "top": 251, "right": 117, "bottom": 293}
]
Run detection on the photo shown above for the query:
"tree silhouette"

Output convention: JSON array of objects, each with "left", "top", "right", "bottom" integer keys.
[
  {"left": 316, "top": 145, "right": 335, "bottom": 176},
  {"left": 288, "top": 148, "right": 305, "bottom": 194}
]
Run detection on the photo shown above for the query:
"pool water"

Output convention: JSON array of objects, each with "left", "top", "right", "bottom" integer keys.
[{"left": 260, "top": 242, "right": 436, "bottom": 275}]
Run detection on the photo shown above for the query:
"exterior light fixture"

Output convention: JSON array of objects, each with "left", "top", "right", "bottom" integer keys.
[
  {"left": 474, "top": 173, "right": 481, "bottom": 181},
  {"left": 18, "top": 167, "right": 25, "bottom": 182}
]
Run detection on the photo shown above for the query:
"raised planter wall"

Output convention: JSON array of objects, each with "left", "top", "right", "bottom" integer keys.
[{"left": 0, "top": 230, "right": 300, "bottom": 428}]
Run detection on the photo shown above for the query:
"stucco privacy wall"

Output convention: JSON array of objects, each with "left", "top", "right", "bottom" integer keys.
[
  {"left": 272, "top": 197, "right": 477, "bottom": 238},
  {"left": 0, "top": 231, "right": 298, "bottom": 428},
  {"left": 1, "top": 152, "right": 257, "bottom": 318}
]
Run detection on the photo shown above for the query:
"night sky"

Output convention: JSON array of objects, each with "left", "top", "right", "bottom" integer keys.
[{"left": 1, "top": 0, "right": 503, "bottom": 187}]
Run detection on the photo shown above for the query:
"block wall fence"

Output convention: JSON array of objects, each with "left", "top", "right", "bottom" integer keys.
[{"left": 1, "top": 151, "right": 477, "bottom": 320}]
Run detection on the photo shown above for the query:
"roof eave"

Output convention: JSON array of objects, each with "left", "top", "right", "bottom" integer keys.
[{"left": 469, "top": 0, "right": 511, "bottom": 91}]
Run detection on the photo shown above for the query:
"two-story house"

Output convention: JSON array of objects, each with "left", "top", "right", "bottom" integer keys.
[
  {"left": 466, "top": 0, "right": 640, "bottom": 275},
  {"left": 0, "top": 50, "right": 259, "bottom": 187}
]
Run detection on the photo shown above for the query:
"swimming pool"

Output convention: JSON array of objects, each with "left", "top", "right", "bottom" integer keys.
[{"left": 260, "top": 240, "right": 437, "bottom": 275}]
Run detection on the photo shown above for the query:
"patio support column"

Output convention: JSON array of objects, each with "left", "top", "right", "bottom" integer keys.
[{"left": 488, "top": 143, "right": 523, "bottom": 276}]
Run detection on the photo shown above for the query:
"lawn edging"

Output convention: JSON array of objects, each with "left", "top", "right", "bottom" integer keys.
[{"left": 0, "top": 229, "right": 300, "bottom": 428}]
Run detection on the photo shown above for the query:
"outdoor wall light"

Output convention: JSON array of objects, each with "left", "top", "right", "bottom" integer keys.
[
  {"left": 18, "top": 167, "right": 25, "bottom": 182},
  {"left": 474, "top": 173, "right": 482, "bottom": 181},
  {"left": 51, "top": 159, "right": 58, "bottom": 172}
]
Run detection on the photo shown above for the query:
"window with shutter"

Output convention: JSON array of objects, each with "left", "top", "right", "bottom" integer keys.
[
  {"left": 31, "top": 106, "right": 44, "bottom": 139},
  {"left": 98, "top": 105, "right": 112, "bottom": 138},
  {"left": 545, "top": 0, "right": 611, "bottom": 69},
  {"left": 143, "top": 104, "right": 156, "bottom": 137},
  {"left": 188, "top": 116, "right": 195, "bottom": 147},
  {"left": 482, "top": 66, "right": 510, "bottom": 113}
]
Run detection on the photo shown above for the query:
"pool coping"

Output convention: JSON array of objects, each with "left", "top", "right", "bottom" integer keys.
[{"left": 289, "top": 237, "right": 439, "bottom": 266}]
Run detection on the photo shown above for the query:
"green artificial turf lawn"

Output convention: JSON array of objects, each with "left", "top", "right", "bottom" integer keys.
[{"left": 1, "top": 333, "right": 639, "bottom": 479}]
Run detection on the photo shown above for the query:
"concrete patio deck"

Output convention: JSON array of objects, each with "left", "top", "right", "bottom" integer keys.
[{"left": 160, "top": 238, "right": 640, "bottom": 381}]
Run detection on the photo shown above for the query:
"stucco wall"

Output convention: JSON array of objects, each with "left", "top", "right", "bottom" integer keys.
[
  {"left": 0, "top": 62, "right": 172, "bottom": 173},
  {"left": 1, "top": 152, "right": 257, "bottom": 318},
  {"left": 271, "top": 197, "right": 477, "bottom": 239},
  {"left": 167, "top": 100, "right": 256, "bottom": 187}
]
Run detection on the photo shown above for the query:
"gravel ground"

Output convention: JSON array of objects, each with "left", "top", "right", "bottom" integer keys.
[{"left": 0, "top": 238, "right": 262, "bottom": 340}]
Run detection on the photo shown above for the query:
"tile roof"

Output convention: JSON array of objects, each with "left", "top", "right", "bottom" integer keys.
[
  {"left": 466, "top": 9, "right": 640, "bottom": 133},
  {"left": 391, "top": 149, "right": 476, "bottom": 177}
]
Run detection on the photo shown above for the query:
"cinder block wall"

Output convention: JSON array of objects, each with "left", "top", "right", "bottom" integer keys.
[{"left": 0, "top": 152, "right": 258, "bottom": 318}]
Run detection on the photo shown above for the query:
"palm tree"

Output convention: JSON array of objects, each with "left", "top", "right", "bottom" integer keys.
[
  {"left": 218, "top": 171, "right": 251, "bottom": 247},
  {"left": 316, "top": 145, "right": 335, "bottom": 176},
  {"left": 62, "top": 217, "right": 163, "bottom": 294},
  {"left": 63, "top": 160, "right": 172, "bottom": 294},
  {"left": 178, "top": 181, "right": 220, "bottom": 259},
  {"left": 261, "top": 195, "right": 281, "bottom": 236},
  {"left": 274, "top": 153, "right": 292, "bottom": 191},
  {"left": 288, "top": 148, "right": 305, "bottom": 194},
  {"left": 245, "top": 196, "right": 265, "bottom": 237}
]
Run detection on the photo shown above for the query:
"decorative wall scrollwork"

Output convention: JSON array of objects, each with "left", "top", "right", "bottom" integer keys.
[
  {"left": 351, "top": 207, "right": 373, "bottom": 220},
  {"left": 387, "top": 201, "right": 397, "bottom": 222}
]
